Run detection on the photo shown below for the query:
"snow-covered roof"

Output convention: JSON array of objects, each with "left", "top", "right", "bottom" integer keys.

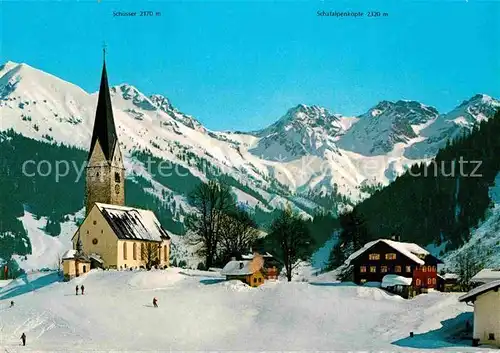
[
  {"left": 345, "top": 239, "right": 430, "bottom": 266},
  {"left": 89, "top": 253, "right": 104, "bottom": 264},
  {"left": 95, "top": 203, "right": 170, "bottom": 242},
  {"left": 470, "top": 269, "right": 500, "bottom": 283},
  {"left": 241, "top": 252, "right": 273, "bottom": 260},
  {"left": 381, "top": 274, "right": 413, "bottom": 288},
  {"left": 62, "top": 250, "right": 77, "bottom": 260},
  {"left": 221, "top": 260, "right": 262, "bottom": 276},
  {"left": 458, "top": 279, "right": 500, "bottom": 302},
  {"left": 443, "top": 273, "right": 459, "bottom": 280},
  {"left": 61, "top": 249, "right": 90, "bottom": 262}
]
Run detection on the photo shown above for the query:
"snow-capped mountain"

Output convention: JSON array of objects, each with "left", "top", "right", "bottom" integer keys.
[
  {"left": 250, "top": 104, "right": 346, "bottom": 161},
  {"left": 405, "top": 94, "right": 500, "bottom": 159},
  {"left": 1, "top": 60, "right": 500, "bottom": 223},
  {"left": 338, "top": 100, "right": 440, "bottom": 156}
]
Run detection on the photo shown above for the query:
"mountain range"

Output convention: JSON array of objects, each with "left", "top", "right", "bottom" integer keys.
[{"left": 1, "top": 60, "right": 500, "bottom": 268}]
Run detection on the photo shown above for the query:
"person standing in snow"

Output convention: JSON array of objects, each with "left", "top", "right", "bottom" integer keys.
[
  {"left": 10, "top": 300, "right": 14, "bottom": 307},
  {"left": 153, "top": 297, "right": 158, "bottom": 308},
  {"left": 81, "top": 284, "right": 85, "bottom": 295},
  {"left": 75, "top": 285, "right": 79, "bottom": 295},
  {"left": 20, "top": 332, "right": 26, "bottom": 346}
]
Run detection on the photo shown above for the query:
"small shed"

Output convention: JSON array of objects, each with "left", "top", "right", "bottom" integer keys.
[
  {"left": 459, "top": 279, "right": 500, "bottom": 347},
  {"left": 221, "top": 259, "right": 265, "bottom": 287},
  {"left": 381, "top": 274, "right": 413, "bottom": 298}
]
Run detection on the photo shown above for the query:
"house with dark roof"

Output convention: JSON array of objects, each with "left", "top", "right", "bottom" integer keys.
[
  {"left": 65, "top": 52, "right": 170, "bottom": 271},
  {"left": 459, "top": 280, "right": 500, "bottom": 347}
]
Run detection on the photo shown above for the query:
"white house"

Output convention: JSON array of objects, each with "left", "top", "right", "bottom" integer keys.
[{"left": 459, "top": 279, "right": 500, "bottom": 347}]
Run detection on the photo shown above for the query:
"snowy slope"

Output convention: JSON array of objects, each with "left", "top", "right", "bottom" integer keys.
[
  {"left": 11, "top": 211, "right": 80, "bottom": 272},
  {"left": 443, "top": 173, "right": 500, "bottom": 269},
  {"left": 0, "top": 269, "right": 489, "bottom": 352}
]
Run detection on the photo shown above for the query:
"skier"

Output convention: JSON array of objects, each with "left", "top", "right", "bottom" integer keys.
[
  {"left": 153, "top": 297, "right": 158, "bottom": 308},
  {"left": 81, "top": 284, "right": 85, "bottom": 295},
  {"left": 75, "top": 285, "right": 79, "bottom": 295},
  {"left": 10, "top": 300, "right": 14, "bottom": 308},
  {"left": 20, "top": 332, "right": 26, "bottom": 346}
]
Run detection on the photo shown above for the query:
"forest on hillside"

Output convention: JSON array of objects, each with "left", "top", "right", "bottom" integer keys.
[
  {"left": 328, "top": 108, "right": 500, "bottom": 268},
  {"left": 0, "top": 130, "right": 344, "bottom": 272}
]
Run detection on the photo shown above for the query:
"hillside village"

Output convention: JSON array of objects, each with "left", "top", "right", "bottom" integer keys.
[{"left": 0, "top": 55, "right": 499, "bottom": 352}]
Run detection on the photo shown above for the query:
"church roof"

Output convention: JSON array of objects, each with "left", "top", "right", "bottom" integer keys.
[
  {"left": 95, "top": 203, "right": 170, "bottom": 242},
  {"left": 88, "top": 60, "right": 118, "bottom": 162}
]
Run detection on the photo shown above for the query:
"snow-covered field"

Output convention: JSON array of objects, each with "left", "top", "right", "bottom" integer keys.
[{"left": 0, "top": 269, "right": 495, "bottom": 352}]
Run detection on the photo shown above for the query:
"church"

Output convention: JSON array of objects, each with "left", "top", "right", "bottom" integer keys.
[{"left": 63, "top": 54, "right": 171, "bottom": 279}]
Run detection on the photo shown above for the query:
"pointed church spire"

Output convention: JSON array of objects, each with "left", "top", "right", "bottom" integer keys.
[
  {"left": 76, "top": 233, "right": 83, "bottom": 254},
  {"left": 88, "top": 49, "right": 118, "bottom": 162}
]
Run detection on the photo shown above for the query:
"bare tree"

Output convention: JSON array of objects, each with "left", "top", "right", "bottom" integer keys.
[
  {"left": 265, "top": 205, "right": 314, "bottom": 282},
  {"left": 55, "top": 254, "right": 62, "bottom": 274},
  {"left": 185, "top": 181, "right": 234, "bottom": 270},
  {"left": 219, "top": 208, "right": 260, "bottom": 261},
  {"left": 141, "top": 242, "right": 159, "bottom": 270},
  {"left": 454, "top": 245, "right": 485, "bottom": 291}
]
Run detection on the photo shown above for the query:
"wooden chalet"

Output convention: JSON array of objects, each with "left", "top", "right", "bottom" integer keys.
[
  {"left": 221, "top": 259, "right": 265, "bottom": 287},
  {"left": 345, "top": 239, "right": 442, "bottom": 295}
]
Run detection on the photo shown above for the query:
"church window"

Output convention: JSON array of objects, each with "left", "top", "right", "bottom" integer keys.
[
  {"left": 133, "top": 243, "right": 137, "bottom": 260},
  {"left": 141, "top": 243, "right": 144, "bottom": 260},
  {"left": 92, "top": 238, "right": 98, "bottom": 245},
  {"left": 123, "top": 242, "right": 127, "bottom": 260},
  {"left": 115, "top": 172, "right": 120, "bottom": 183},
  {"left": 427, "top": 278, "right": 432, "bottom": 285},
  {"left": 96, "top": 172, "right": 99, "bottom": 178},
  {"left": 93, "top": 221, "right": 97, "bottom": 225},
  {"left": 427, "top": 266, "right": 432, "bottom": 272},
  {"left": 422, "top": 266, "right": 427, "bottom": 272},
  {"left": 115, "top": 184, "right": 120, "bottom": 194},
  {"left": 164, "top": 245, "right": 167, "bottom": 261}
]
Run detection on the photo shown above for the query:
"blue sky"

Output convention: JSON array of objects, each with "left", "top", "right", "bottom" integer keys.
[{"left": 2, "top": 0, "right": 499, "bottom": 131}]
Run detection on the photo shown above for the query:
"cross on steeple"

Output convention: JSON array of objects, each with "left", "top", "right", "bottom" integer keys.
[{"left": 102, "top": 42, "right": 107, "bottom": 62}]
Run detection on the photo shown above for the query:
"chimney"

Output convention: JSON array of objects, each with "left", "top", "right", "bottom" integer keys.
[{"left": 239, "top": 262, "right": 244, "bottom": 269}]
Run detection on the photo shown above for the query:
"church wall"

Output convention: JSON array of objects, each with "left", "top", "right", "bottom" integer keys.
[
  {"left": 116, "top": 239, "right": 171, "bottom": 269},
  {"left": 85, "top": 141, "right": 125, "bottom": 216},
  {"left": 63, "top": 259, "right": 76, "bottom": 280},
  {"left": 109, "top": 144, "right": 125, "bottom": 206},
  {"left": 73, "top": 205, "right": 119, "bottom": 268}
]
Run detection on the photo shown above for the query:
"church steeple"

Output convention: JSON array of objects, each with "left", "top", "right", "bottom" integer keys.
[
  {"left": 88, "top": 55, "right": 118, "bottom": 162},
  {"left": 85, "top": 50, "right": 125, "bottom": 216}
]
